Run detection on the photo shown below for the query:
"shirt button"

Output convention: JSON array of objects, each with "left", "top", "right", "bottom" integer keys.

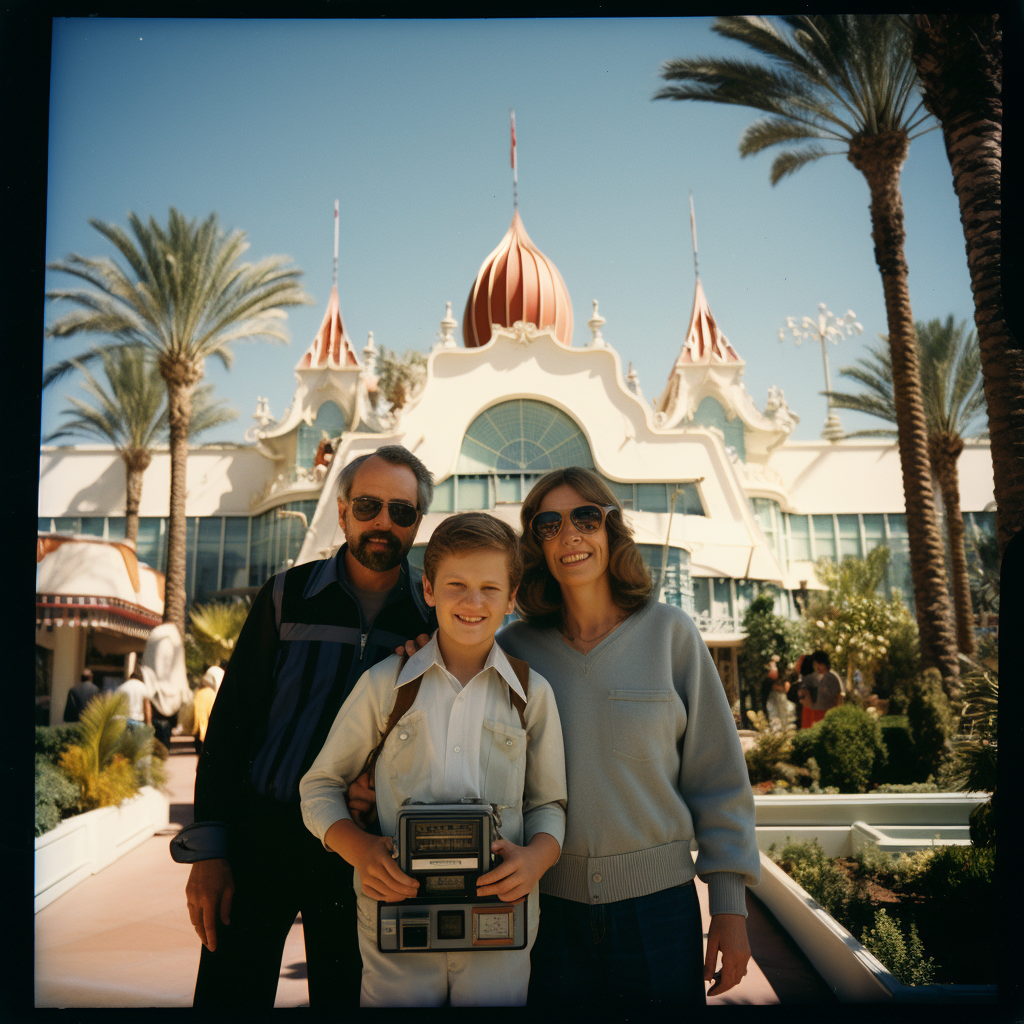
[
  {"left": 454, "top": 746, "right": 461, "bottom": 753},
  {"left": 398, "top": 733, "right": 408, "bottom": 741},
  {"left": 506, "top": 739, "right": 513, "bottom": 746},
  {"left": 592, "top": 873, "right": 602, "bottom": 883}
]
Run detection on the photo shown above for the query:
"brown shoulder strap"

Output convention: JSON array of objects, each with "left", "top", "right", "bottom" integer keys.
[
  {"left": 361, "top": 656, "right": 421, "bottom": 780},
  {"left": 505, "top": 654, "right": 530, "bottom": 731}
]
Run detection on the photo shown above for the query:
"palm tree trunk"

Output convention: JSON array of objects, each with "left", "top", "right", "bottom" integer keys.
[
  {"left": 160, "top": 359, "right": 203, "bottom": 639},
  {"left": 122, "top": 448, "right": 151, "bottom": 546},
  {"left": 931, "top": 437, "right": 977, "bottom": 656},
  {"left": 847, "top": 131, "right": 960, "bottom": 691},
  {"left": 912, "top": 15, "right": 1022, "bottom": 558}
]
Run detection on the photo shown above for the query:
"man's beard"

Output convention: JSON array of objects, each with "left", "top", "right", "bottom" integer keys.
[{"left": 349, "top": 530, "right": 407, "bottom": 573}]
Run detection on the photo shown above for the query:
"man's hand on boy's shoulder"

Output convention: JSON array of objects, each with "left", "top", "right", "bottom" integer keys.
[
  {"left": 346, "top": 772, "right": 376, "bottom": 831},
  {"left": 395, "top": 633, "right": 431, "bottom": 658},
  {"left": 475, "top": 834, "right": 561, "bottom": 903}
]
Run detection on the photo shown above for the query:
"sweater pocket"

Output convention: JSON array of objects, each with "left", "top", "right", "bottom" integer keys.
[{"left": 608, "top": 689, "right": 677, "bottom": 762}]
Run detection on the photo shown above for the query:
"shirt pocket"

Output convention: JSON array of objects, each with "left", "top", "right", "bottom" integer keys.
[
  {"left": 379, "top": 708, "right": 433, "bottom": 801},
  {"left": 608, "top": 689, "right": 677, "bottom": 763},
  {"left": 481, "top": 717, "right": 527, "bottom": 808}
]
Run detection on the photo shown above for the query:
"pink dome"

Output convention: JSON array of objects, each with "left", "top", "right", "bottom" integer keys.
[{"left": 463, "top": 211, "right": 573, "bottom": 347}]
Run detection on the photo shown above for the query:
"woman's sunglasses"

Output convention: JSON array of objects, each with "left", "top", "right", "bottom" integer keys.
[
  {"left": 530, "top": 504, "right": 618, "bottom": 542},
  {"left": 349, "top": 496, "right": 420, "bottom": 528}
]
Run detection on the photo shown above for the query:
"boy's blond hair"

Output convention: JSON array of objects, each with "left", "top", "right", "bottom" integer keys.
[{"left": 423, "top": 512, "right": 523, "bottom": 592}]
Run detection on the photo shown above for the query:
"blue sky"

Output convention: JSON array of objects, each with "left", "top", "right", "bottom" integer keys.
[{"left": 41, "top": 17, "right": 976, "bottom": 446}]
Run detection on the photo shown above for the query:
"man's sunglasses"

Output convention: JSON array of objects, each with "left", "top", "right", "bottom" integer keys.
[
  {"left": 349, "top": 496, "right": 420, "bottom": 528},
  {"left": 530, "top": 504, "right": 618, "bottom": 542}
]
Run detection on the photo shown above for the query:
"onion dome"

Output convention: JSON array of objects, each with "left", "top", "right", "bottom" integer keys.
[
  {"left": 463, "top": 211, "right": 573, "bottom": 347},
  {"left": 296, "top": 285, "right": 359, "bottom": 370},
  {"left": 675, "top": 277, "right": 741, "bottom": 365}
]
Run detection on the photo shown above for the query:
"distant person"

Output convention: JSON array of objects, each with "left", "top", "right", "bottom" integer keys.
[
  {"left": 795, "top": 654, "right": 821, "bottom": 729},
  {"left": 191, "top": 667, "right": 224, "bottom": 757},
  {"left": 810, "top": 651, "right": 842, "bottom": 717},
  {"left": 140, "top": 623, "right": 193, "bottom": 752},
  {"left": 116, "top": 667, "right": 153, "bottom": 727},
  {"left": 763, "top": 656, "right": 793, "bottom": 729},
  {"left": 63, "top": 669, "right": 99, "bottom": 723}
]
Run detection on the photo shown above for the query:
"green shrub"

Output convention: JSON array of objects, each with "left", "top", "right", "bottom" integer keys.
[
  {"left": 790, "top": 720, "right": 823, "bottom": 767},
  {"left": 768, "top": 838, "right": 855, "bottom": 920},
  {"left": 873, "top": 716, "right": 923, "bottom": 784},
  {"left": 969, "top": 793, "right": 996, "bottom": 848},
  {"left": 815, "top": 704, "right": 888, "bottom": 793},
  {"left": 861, "top": 909, "right": 937, "bottom": 986},
  {"left": 913, "top": 843, "right": 995, "bottom": 901},
  {"left": 35, "top": 723, "right": 83, "bottom": 763},
  {"left": 35, "top": 755, "right": 78, "bottom": 836},
  {"left": 743, "top": 710, "right": 796, "bottom": 784},
  {"left": 872, "top": 781, "right": 942, "bottom": 793},
  {"left": 853, "top": 846, "right": 937, "bottom": 893},
  {"left": 906, "top": 668, "right": 956, "bottom": 777}
]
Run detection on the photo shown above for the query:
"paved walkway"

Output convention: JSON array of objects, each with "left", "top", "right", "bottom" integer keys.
[{"left": 35, "top": 735, "right": 834, "bottom": 1008}]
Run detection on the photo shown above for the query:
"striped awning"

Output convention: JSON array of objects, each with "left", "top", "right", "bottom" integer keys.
[{"left": 36, "top": 593, "right": 162, "bottom": 639}]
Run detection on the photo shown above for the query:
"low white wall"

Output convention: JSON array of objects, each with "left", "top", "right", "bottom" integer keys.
[
  {"left": 754, "top": 792, "right": 987, "bottom": 827},
  {"left": 34, "top": 786, "right": 170, "bottom": 913}
]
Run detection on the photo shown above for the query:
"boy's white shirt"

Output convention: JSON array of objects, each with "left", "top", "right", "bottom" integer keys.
[{"left": 300, "top": 632, "right": 567, "bottom": 871}]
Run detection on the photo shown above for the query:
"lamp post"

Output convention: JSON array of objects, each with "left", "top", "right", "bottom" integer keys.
[{"left": 779, "top": 304, "right": 863, "bottom": 441}]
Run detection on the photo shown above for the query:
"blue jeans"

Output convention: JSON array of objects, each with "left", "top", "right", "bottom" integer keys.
[{"left": 528, "top": 883, "right": 706, "bottom": 1010}]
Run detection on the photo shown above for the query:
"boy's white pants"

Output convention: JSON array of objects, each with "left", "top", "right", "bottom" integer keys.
[{"left": 354, "top": 886, "right": 540, "bottom": 1007}]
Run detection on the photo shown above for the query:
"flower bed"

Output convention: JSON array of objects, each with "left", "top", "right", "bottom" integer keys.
[{"left": 34, "top": 786, "right": 169, "bottom": 913}]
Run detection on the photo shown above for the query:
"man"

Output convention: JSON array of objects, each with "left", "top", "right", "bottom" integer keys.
[
  {"left": 115, "top": 668, "right": 152, "bottom": 727},
  {"left": 174, "top": 446, "right": 435, "bottom": 1010},
  {"left": 63, "top": 669, "right": 99, "bottom": 723},
  {"left": 809, "top": 650, "right": 843, "bottom": 720}
]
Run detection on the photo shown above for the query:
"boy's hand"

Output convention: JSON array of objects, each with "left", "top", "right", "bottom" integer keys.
[
  {"left": 325, "top": 819, "right": 420, "bottom": 902},
  {"left": 475, "top": 834, "right": 560, "bottom": 902},
  {"left": 395, "top": 633, "right": 431, "bottom": 657},
  {"left": 346, "top": 772, "right": 376, "bottom": 830}
]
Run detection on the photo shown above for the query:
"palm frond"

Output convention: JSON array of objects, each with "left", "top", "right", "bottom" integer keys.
[{"left": 769, "top": 146, "right": 835, "bottom": 184}]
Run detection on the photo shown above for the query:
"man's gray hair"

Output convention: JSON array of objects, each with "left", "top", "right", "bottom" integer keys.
[{"left": 337, "top": 445, "right": 434, "bottom": 512}]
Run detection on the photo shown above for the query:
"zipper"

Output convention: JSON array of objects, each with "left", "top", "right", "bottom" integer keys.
[{"left": 360, "top": 632, "right": 368, "bottom": 656}]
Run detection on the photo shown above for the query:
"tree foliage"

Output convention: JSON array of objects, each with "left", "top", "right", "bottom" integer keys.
[
  {"left": 373, "top": 347, "right": 427, "bottom": 412},
  {"left": 189, "top": 598, "right": 251, "bottom": 668}
]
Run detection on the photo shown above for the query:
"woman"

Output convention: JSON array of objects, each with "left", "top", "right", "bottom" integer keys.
[{"left": 497, "top": 467, "right": 760, "bottom": 1010}]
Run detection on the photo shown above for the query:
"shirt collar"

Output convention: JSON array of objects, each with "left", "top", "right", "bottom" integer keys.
[
  {"left": 303, "top": 543, "right": 412, "bottom": 602},
  {"left": 395, "top": 631, "right": 527, "bottom": 702}
]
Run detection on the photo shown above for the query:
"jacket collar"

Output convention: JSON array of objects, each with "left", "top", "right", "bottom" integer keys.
[
  {"left": 303, "top": 544, "right": 431, "bottom": 621},
  {"left": 395, "top": 630, "right": 527, "bottom": 703}
]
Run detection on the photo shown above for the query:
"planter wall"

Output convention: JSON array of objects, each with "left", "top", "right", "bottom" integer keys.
[
  {"left": 753, "top": 792, "right": 988, "bottom": 828},
  {"left": 34, "top": 786, "right": 169, "bottom": 913}
]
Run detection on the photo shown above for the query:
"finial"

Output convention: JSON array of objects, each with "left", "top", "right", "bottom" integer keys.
[
  {"left": 689, "top": 191, "right": 699, "bottom": 279},
  {"left": 439, "top": 301, "right": 458, "bottom": 347},
  {"left": 510, "top": 109, "right": 518, "bottom": 213},
  {"left": 588, "top": 299, "right": 606, "bottom": 347},
  {"left": 362, "top": 331, "right": 377, "bottom": 375},
  {"left": 333, "top": 200, "right": 339, "bottom": 287}
]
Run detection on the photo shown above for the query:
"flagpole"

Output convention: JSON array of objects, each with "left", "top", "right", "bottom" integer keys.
[
  {"left": 333, "top": 199, "right": 339, "bottom": 287},
  {"left": 689, "top": 191, "right": 699, "bottom": 279},
  {"left": 511, "top": 108, "right": 518, "bottom": 212}
]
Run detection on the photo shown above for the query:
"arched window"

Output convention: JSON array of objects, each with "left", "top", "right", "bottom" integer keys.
[
  {"left": 693, "top": 397, "right": 746, "bottom": 462},
  {"left": 296, "top": 401, "right": 347, "bottom": 470},
  {"left": 432, "top": 400, "right": 594, "bottom": 511}
]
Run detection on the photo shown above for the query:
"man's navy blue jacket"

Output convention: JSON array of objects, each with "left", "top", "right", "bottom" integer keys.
[{"left": 192, "top": 545, "right": 435, "bottom": 852}]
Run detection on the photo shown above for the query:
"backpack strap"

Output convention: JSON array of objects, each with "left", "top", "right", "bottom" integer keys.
[
  {"left": 505, "top": 654, "right": 530, "bottom": 731},
  {"left": 361, "top": 656, "right": 419, "bottom": 781},
  {"left": 272, "top": 571, "right": 286, "bottom": 635}
]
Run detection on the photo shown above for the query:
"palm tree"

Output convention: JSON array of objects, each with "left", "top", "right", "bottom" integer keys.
[
  {"left": 43, "top": 346, "right": 237, "bottom": 544},
  {"left": 827, "top": 317, "right": 986, "bottom": 656},
  {"left": 189, "top": 598, "right": 251, "bottom": 667},
  {"left": 44, "top": 208, "right": 312, "bottom": 637},
  {"left": 655, "top": 15, "right": 960, "bottom": 688},
  {"left": 374, "top": 347, "right": 427, "bottom": 412},
  {"left": 906, "top": 15, "right": 1020, "bottom": 559}
]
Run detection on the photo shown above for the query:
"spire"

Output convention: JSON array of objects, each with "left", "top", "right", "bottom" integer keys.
[{"left": 689, "top": 191, "right": 699, "bottom": 279}]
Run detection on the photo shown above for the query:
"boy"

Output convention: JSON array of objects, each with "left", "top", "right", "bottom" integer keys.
[{"left": 300, "top": 513, "right": 567, "bottom": 1007}]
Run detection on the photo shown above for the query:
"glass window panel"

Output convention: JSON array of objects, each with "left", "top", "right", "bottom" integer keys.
[
  {"left": 194, "top": 518, "right": 223, "bottom": 603},
  {"left": 862, "top": 514, "right": 885, "bottom": 551},
  {"left": 222, "top": 518, "right": 249, "bottom": 590},
  {"left": 813, "top": 515, "right": 837, "bottom": 561},
  {"left": 407, "top": 546, "right": 425, "bottom": 570},
  {"left": 136, "top": 518, "right": 164, "bottom": 570},
  {"left": 495, "top": 474, "right": 521, "bottom": 503},
  {"left": 80, "top": 517, "right": 105, "bottom": 537},
  {"left": 601, "top": 477, "right": 634, "bottom": 508},
  {"left": 711, "top": 578, "right": 733, "bottom": 618},
  {"left": 185, "top": 518, "right": 198, "bottom": 602},
  {"left": 673, "top": 483, "right": 704, "bottom": 516},
  {"left": 735, "top": 580, "right": 755, "bottom": 618},
  {"left": 636, "top": 544, "right": 692, "bottom": 612},
  {"left": 38, "top": 518, "right": 52, "bottom": 532},
  {"left": 106, "top": 517, "right": 126, "bottom": 541},
  {"left": 430, "top": 478, "right": 455, "bottom": 513},
  {"left": 456, "top": 475, "right": 490, "bottom": 510},
  {"left": 788, "top": 515, "right": 811, "bottom": 560},
  {"left": 249, "top": 513, "right": 269, "bottom": 587},
  {"left": 522, "top": 475, "right": 543, "bottom": 499},
  {"left": 636, "top": 484, "right": 669, "bottom": 513},
  {"left": 53, "top": 517, "right": 81, "bottom": 534},
  {"left": 838, "top": 514, "right": 862, "bottom": 559},
  {"left": 692, "top": 577, "right": 711, "bottom": 616}
]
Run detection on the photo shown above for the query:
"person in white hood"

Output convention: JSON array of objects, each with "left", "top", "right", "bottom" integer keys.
[{"left": 140, "top": 623, "right": 193, "bottom": 751}]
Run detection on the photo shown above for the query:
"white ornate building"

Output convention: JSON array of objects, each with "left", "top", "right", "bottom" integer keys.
[{"left": 38, "top": 206, "right": 996, "bottom": 710}]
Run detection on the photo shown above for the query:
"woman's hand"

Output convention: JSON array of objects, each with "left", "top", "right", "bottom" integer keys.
[
  {"left": 324, "top": 819, "right": 420, "bottom": 902},
  {"left": 704, "top": 913, "right": 750, "bottom": 996},
  {"left": 346, "top": 771, "right": 376, "bottom": 830},
  {"left": 475, "top": 834, "right": 560, "bottom": 902}
]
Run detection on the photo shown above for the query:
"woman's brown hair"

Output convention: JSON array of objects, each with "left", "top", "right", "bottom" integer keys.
[{"left": 516, "top": 467, "right": 653, "bottom": 625}]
